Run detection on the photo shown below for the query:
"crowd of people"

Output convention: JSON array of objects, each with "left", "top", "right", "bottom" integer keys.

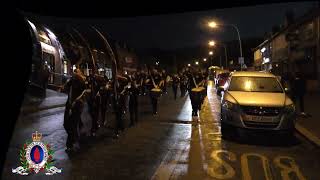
[{"left": 61, "top": 66, "right": 209, "bottom": 152}]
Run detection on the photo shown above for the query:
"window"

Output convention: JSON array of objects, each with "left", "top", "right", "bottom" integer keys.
[
  {"left": 105, "top": 68, "right": 112, "bottom": 79},
  {"left": 63, "top": 61, "right": 68, "bottom": 74},
  {"left": 228, "top": 77, "right": 283, "bottom": 93}
]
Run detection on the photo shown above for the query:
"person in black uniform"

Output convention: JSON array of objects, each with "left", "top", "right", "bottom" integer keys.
[
  {"left": 179, "top": 70, "right": 187, "bottom": 97},
  {"left": 99, "top": 75, "right": 112, "bottom": 127},
  {"left": 186, "top": 68, "right": 206, "bottom": 118},
  {"left": 87, "top": 72, "right": 100, "bottom": 137},
  {"left": 292, "top": 70, "right": 307, "bottom": 116},
  {"left": 128, "top": 73, "right": 139, "bottom": 126},
  {"left": 114, "top": 72, "right": 130, "bottom": 137},
  {"left": 63, "top": 68, "right": 86, "bottom": 152},
  {"left": 172, "top": 74, "right": 180, "bottom": 100},
  {"left": 161, "top": 69, "right": 168, "bottom": 94},
  {"left": 146, "top": 68, "right": 163, "bottom": 115},
  {"left": 185, "top": 68, "right": 193, "bottom": 96}
]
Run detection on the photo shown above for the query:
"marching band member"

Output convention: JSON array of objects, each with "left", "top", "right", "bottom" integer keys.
[
  {"left": 186, "top": 67, "right": 206, "bottom": 119},
  {"left": 128, "top": 73, "right": 139, "bottom": 126},
  {"left": 114, "top": 71, "right": 130, "bottom": 137},
  {"left": 172, "top": 73, "right": 180, "bottom": 100},
  {"left": 146, "top": 68, "right": 163, "bottom": 116}
]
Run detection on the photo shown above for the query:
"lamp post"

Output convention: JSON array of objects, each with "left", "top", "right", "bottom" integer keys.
[
  {"left": 208, "top": 40, "right": 228, "bottom": 69},
  {"left": 208, "top": 21, "right": 243, "bottom": 69},
  {"left": 209, "top": 51, "right": 213, "bottom": 66}
]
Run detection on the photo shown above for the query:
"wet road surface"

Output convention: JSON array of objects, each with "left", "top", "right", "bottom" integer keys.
[{"left": 2, "top": 81, "right": 320, "bottom": 180}]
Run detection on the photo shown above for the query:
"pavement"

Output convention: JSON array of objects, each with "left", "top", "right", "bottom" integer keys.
[
  {"left": 20, "top": 89, "right": 67, "bottom": 115},
  {"left": 2, "top": 82, "right": 320, "bottom": 179},
  {"left": 295, "top": 92, "right": 320, "bottom": 147}
]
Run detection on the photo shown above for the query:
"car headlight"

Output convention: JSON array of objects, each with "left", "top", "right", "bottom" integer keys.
[
  {"left": 222, "top": 100, "right": 238, "bottom": 111},
  {"left": 284, "top": 104, "right": 295, "bottom": 112}
]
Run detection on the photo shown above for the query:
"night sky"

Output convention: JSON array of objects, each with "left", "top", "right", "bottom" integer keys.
[{"left": 32, "top": 2, "right": 318, "bottom": 50}]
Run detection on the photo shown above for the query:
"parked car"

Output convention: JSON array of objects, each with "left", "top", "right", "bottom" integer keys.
[
  {"left": 216, "top": 72, "right": 230, "bottom": 95},
  {"left": 219, "top": 71, "right": 296, "bottom": 137},
  {"left": 215, "top": 69, "right": 229, "bottom": 85}
]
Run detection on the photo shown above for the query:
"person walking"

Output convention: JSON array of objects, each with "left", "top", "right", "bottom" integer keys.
[
  {"left": 63, "top": 68, "right": 86, "bottom": 152},
  {"left": 292, "top": 71, "right": 307, "bottom": 116},
  {"left": 146, "top": 68, "right": 163, "bottom": 116},
  {"left": 114, "top": 72, "right": 130, "bottom": 137},
  {"left": 128, "top": 73, "right": 139, "bottom": 126},
  {"left": 172, "top": 74, "right": 180, "bottom": 100},
  {"left": 179, "top": 71, "right": 187, "bottom": 97},
  {"left": 87, "top": 73, "right": 100, "bottom": 137},
  {"left": 186, "top": 67, "right": 205, "bottom": 119},
  {"left": 99, "top": 76, "right": 111, "bottom": 127}
]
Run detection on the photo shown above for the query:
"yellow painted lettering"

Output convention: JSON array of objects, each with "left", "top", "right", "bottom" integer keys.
[
  {"left": 241, "top": 153, "right": 273, "bottom": 180},
  {"left": 207, "top": 150, "right": 236, "bottom": 179},
  {"left": 274, "top": 156, "right": 306, "bottom": 180}
]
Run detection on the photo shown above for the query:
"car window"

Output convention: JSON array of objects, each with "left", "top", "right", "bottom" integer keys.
[{"left": 228, "top": 76, "right": 283, "bottom": 93}]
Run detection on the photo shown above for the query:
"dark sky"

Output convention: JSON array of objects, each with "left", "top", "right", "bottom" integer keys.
[{"left": 32, "top": 1, "right": 318, "bottom": 50}]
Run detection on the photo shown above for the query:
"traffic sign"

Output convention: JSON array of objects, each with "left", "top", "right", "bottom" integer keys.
[{"left": 238, "top": 57, "right": 244, "bottom": 64}]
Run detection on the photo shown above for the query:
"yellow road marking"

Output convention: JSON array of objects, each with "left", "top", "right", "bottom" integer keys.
[
  {"left": 241, "top": 153, "right": 273, "bottom": 180},
  {"left": 274, "top": 156, "right": 306, "bottom": 180}
]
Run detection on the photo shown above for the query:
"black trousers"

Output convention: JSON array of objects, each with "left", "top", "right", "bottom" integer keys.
[
  {"left": 64, "top": 106, "right": 80, "bottom": 148},
  {"left": 89, "top": 100, "right": 99, "bottom": 134},
  {"left": 100, "top": 96, "right": 108, "bottom": 125},
  {"left": 293, "top": 94, "right": 305, "bottom": 113},
  {"left": 150, "top": 94, "right": 158, "bottom": 114},
  {"left": 180, "top": 84, "right": 186, "bottom": 97},
  {"left": 190, "top": 91, "right": 201, "bottom": 113},
  {"left": 114, "top": 95, "right": 126, "bottom": 132},
  {"left": 129, "top": 95, "right": 138, "bottom": 125},
  {"left": 172, "top": 85, "right": 178, "bottom": 99}
]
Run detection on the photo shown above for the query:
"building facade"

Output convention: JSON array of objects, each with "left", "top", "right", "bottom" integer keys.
[{"left": 254, "top": 8, "right": 320, "bottom": 92}]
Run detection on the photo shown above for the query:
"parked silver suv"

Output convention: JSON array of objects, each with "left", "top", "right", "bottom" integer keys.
[{"left": 219, "top": 71, "right": 296, "bottom": 135}]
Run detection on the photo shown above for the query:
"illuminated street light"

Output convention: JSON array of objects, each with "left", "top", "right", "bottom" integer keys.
[
  {"left": 208, "top": 21, "right": 218, "bottom": 28},
  {"left": 195, "top": 61, "right": 199, "bottom": 65},
  {"left": 203, "top": 58, "right": 207, "bottom": 62},
  {"left": 208, "top": 40, "right": 215, "bottom": 46},
  {"left": 208, "top": 20, "right": 243, "bottom": 66},
  {"left": 209, "top": 51, "right": 213, "bottom": 55},
  {"left": 188, "top": 63, "right": 191, "bottom": 67}
]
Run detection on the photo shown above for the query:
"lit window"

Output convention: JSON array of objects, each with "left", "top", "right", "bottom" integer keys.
[{"left": 63, "top": 61, "right": 68, "bottom": 74}]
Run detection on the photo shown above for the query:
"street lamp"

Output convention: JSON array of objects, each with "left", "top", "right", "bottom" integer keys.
[
  {"left": 208, "top": 40, "right": 215, "bottom": 47},
  {"left": 209, "top": 51, "right": 213, "bottom": 55},
  {"left": 208, "top": 40, "right": 228, "bottom": 69},
  {"left": 208, "top": 21, "right": 218, "bottom": 28},
  {"left": 195, "top": 61, "right": 199, "bottom": 65},
  {"left": 208, "top": 20, "right": 243, "bottom": 69},
  {"left": 188, "top": 63, "right": 191, "bottom": 67},
  {"left": 203, "top": 58, "right": 207, "bottom": 62}
]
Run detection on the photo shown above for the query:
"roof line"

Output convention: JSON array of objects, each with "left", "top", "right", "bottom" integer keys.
[{"left": 253, "top": 7, "right": 320, "bottom": 51}]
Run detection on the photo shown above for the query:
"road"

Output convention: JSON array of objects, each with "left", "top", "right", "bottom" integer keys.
[{"left": 2, "top": 81, "right": 320, "bottom": 180}]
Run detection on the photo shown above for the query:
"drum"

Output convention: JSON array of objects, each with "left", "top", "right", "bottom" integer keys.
[
  {"left": 150, "top": 88, "right": 162, "bottom": 98},
  {"left": 192, "top": 87, "right": 204, "bottom": 93}
]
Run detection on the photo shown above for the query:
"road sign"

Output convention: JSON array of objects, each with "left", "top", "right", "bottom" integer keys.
[
  {"left": 242, "top": 63, "right": 247, "bottom": 69},
  {"left": 238, "top": 57, "right": 244, "bottom": 64}
]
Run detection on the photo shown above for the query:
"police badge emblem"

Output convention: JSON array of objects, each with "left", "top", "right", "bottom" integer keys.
[{"left": 12, "top": 131, "right": 62, "bottom": 175}]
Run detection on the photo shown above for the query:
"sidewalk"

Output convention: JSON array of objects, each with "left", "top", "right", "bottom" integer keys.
[
  {"left": 20, "top": 89, "right": 67, "bottom": 115},
  {"left": 295, "top": 92, "right": 320, "bottom": 146}
]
